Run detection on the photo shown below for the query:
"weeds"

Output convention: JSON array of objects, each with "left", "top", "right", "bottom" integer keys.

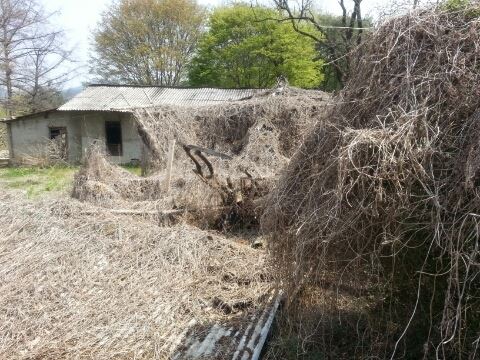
[{"left": 0, "top": 166, "right": 77, "bottom": 197}]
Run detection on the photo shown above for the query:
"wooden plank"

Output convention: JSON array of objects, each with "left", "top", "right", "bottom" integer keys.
[
  {"left": 80, "top": 206, "right": 229, "bottom": 216},
  {"left": 165, "top": 139, "right": 176, "bottom": 193},
  {"left": 250, "top": 290, "right": 283, "bottom": 360},
  {"left": 80, "top": 209, "right": 183, "bottom": 216}
]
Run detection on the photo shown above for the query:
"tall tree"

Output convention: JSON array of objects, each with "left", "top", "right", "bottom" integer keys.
[
  {"left": 17, "top": 35, "right": 72, "bottom": 112},
  {"left": 92, "top": 0, "right": 206, "bottom": 86},
  {"left": 273, "top": 0, "right": 366, "bottom": 89},
  {"left": 0, "top": 0, "right": 73, "bottom": 115},
  {"left": 188, "top": 4, "right": 323, "bottom": 89}
]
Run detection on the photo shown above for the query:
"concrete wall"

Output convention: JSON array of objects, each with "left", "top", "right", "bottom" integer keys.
[
  {"left": 73, "top": 111, "right": 142, "bottom": 164},
  {"left": 9, "top": 111, "right": 143, "bottom": 165},
  {"left": 9, "top": 111, "right": 82, "bottom": 163}
]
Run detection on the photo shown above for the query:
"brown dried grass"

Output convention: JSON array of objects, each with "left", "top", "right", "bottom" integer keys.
[
  {"left": 0, "top": 189, "right": 270, "bottom": 359},
  {"left": 72, "top": 143, "right": 165, "bottom": 205},
  {"left": 0, "top": 82, "right": 332, "bottom": 360},
  {"left": 263, "top": 4, "right": 480, "bottom": 358}
]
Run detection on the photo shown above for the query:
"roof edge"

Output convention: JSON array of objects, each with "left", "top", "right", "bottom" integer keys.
[
  {"left": 1, "top": 108, "right": 59, "bottom": 123},
  {"left": 87, "top": 83, "right": 269, "bottom": 90}
]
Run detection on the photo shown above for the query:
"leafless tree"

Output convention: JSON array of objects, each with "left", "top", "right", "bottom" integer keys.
[
  {"left": 0, "top": 0, "right": 74, "bottom": 116},
  {"left": 375, "top": 0, "right": 439, "bottom": 24},
  {"left": 16, "top": 33, "right": 74, "bottom": 112},
  {"left": 272, "top": 0, "right": 365, "bottom": 88}
]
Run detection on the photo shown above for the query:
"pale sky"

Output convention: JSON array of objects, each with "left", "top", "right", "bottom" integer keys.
[{"left": 40, "top": 0, "right": 388, "bottom": 88}]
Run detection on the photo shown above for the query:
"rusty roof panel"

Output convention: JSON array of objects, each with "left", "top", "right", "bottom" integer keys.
[{"left": 58, "top": 86, "right": 264, "bottom": 112}]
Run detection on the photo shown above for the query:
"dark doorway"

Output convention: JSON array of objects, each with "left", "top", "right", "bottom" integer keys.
[{"left": 105, "top": 121, "right": 123, "bottom": 156}]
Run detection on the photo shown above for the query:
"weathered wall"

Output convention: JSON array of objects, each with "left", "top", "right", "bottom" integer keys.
[
  {"left": 9, "top": 111, "right": 82, "bottom": 163},
  {"left": 9, "top": 111, "right": 142, "bottom": 165},
  {"left": 74, "top": 112, "right": 142, "bottom": 164}
]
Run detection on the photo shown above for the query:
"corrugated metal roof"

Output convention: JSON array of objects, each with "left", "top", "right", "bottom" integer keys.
[
  {"left": 171, "top": 290, "right": 283, "bottom": 359},
  {"left": 58, "top": 85, "right": 265, "bottom": 112}
]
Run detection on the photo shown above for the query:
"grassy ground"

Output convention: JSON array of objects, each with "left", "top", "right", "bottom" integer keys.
[
  {"left": 0, "top": 165, "right": 142, "bottom": 198},
  {"left": 121, "top": 164, "right": 142, "bottom": 176},
  {"left": 0, "top": 166, "right": 77, "bottom": 198}
]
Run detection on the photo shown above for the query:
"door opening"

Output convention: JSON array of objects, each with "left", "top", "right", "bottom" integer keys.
[
  {"left": 48, "top": 127, "right": 68, "bottom": 160},
  {"left": 105, "top": 121, "right": 123, "bottom": 156}
]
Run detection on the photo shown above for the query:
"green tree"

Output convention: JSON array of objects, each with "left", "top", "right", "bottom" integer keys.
[
  {"left": 442, "top": 0, "right": 480, "bottom": 15},
  {"left": 91, "top": 0, "right": 206, "bottom": 86},
  {"left": 188, "top": 4, "right": 323, "bottom": 89},
  {"left": 274, "top": 0, "right": 367, "bottom": 90}
]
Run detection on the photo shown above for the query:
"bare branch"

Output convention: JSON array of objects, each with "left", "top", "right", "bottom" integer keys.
[{"left": 0, "top": 0, "right": 76, "bottom": 115}]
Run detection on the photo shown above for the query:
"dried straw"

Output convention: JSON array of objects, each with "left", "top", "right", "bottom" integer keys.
[
  {"left": 0, "top": 190, "right": 269, "bottom": 359},
  {"left": 133, "top": 87, "right": 329, "bottom": 178}
]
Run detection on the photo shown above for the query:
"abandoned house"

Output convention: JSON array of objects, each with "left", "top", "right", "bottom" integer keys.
[{"left": 1, "top": 85, "right": 262, "bottom": 164}]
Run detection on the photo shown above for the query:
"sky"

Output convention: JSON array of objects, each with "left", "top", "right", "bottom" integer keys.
[{"left": 41, "top": 0, "right": 386, "bottom": 88}]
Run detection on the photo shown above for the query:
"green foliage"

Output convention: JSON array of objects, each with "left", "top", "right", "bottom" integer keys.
[
  {"left": 442, "top": 0, "right": 470, "bottom": 11},
  {"left": 0, "top": 165, "right": 142, "bottom": 198},
  {"left": 313, "top": 14, "right": 350, "bottom": 92},
  {"left": 92, "top": 0, "right": 206, "bottom": 86},
  {"left": 311, "top": 13, "right": 373, "bottom": 92},
  {"left": 188, "top": 4, "right": 323, "bottom": 89},
  {"left": 122, "top": 164, "right": 142, "bottom": 176},
  {"left": 441, "top": 0, "right": 480, "bottom": 17}
]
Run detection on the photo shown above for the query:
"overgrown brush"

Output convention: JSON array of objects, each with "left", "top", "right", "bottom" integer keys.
[
  {"left": 263, "top": 4, "right": 480, "bottom": 358},
  {"left": 134, "top": 87, "right": 329, "bottom": 177},
  {"left": 72, "top": 89, "right": 329, "bottom": 231},
  {"left": 72, "top": 143, "right": 164, "bottom": 205}
]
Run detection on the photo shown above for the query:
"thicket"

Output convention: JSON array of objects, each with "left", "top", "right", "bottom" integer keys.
[{"left": 263, "top": 4, "right": 480, "bottom": 358}]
